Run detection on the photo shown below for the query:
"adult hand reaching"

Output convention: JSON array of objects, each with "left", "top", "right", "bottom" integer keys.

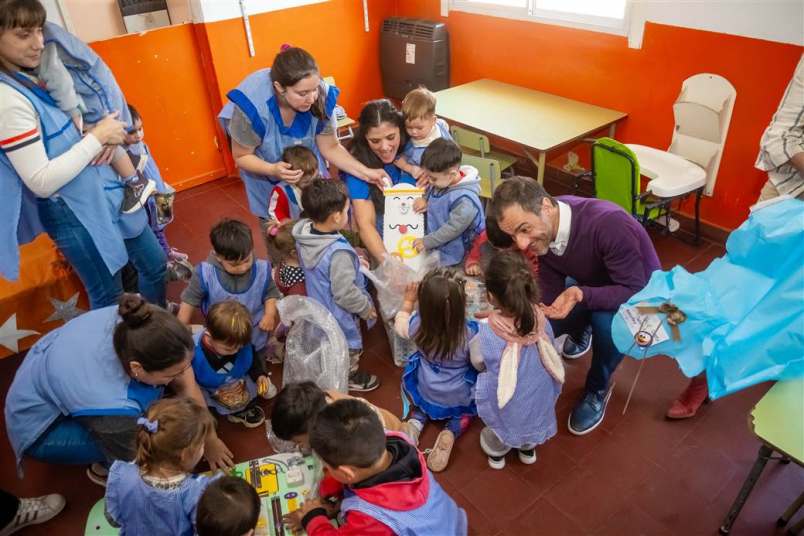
[
  {"left": 541, "top": 286, "right": 583, "bottom": 320},
  {"left": 204, "top": 434, "right": 234, "bottom": 471},
  {"left": 363, "top": 168, "right": 391, "bottom": 189},
  {"left": 88, "top": 112, "right": 126, "bottom": 146},
  {"left": 271, "top": 161, "right": 304, "bottom": 182}
]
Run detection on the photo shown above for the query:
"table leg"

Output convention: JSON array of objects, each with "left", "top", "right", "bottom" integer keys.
[
  {"left": 523, "top": 149, "right": 547, "bottom": 184},
  {"left": 778, "top": 491, "right": 804, "bottom": 528},
  {"left": 609, "top": 123, "right": 617, "bottom": 138},
  {"left": 719, "top": 444, "right": 774, "bottom": 535}
]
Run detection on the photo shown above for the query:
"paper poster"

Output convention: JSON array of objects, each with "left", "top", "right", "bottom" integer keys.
[
  {"left": 383, "top": 184, "right": 425, "bottom": 272},
  {"left": 621, "top": 304, "right": 669, "bottom": 347},
  {"left": 405, "top": 42, "right": 416, "bottom": 64}
]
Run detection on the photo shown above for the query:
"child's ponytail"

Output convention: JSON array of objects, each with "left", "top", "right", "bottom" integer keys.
[{"left": 486, "top": 251, "right": 541, "bottom": 336}]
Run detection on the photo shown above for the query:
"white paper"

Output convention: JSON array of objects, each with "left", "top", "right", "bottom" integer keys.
[
  {"left": 621, "top": 305, "right": 669, "bottom": 346},
  {"left": 405, "top": 43, "right": 416, "bottom": 64},
  {"left": 383, "top": 184, "right": 425, "bottom": 272}
]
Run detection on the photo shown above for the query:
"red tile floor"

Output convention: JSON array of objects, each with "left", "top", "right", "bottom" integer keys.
[{"left": 1, "top": 177, "right": 801, "bottom": 535}]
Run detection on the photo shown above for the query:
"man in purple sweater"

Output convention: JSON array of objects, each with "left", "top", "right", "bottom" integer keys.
[{"left": 490, "top": 177, "right": 660, "bottom": 435}]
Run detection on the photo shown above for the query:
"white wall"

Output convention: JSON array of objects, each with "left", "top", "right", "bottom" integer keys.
[
  {"left": 628, "top": 0, "right": 804, "bottom": 48},
  {"left": 188, "top": 0, "right": 327, "bottom": 23}
]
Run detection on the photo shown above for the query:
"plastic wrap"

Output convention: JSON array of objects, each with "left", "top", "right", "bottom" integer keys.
[
  {"left": 276, "top": 295, "right": 349, "bottom": 393},
  {"left": 612, "top": 198, "right": 804, "bottom": 399},
  {"left": 365, "top": 253, "right": 440, "bottom": 321}
]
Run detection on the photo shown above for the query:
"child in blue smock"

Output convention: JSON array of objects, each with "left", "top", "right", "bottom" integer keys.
[
  {"left": 178, "top": 218, "right": 281, "bottom": 359},
  {"left": 104, "top": 397, "right": 219, "bottom": 536},
  {"left": 292, "top": 178, "right": 380, "bottom": 393},
  {"left": 395, "top": 87, "right": 453, "bottom": 181},
  {"left": 395, "top": 268, "right": 482, "bottom": 473},
  {"left": 413, "top": 138, "right": 485, "bottom": 267},
  {"left": 123, "top": 104, "right": 192, "bottom": 281},
  {"left": 36, "top": 22, "right": 155, "bottom": 214},
  {"left": 474, "top": 252, "right": 564, "bottom": 470},
  {"left": 192, "top": 300, "right": 276, "bottom": 429}
]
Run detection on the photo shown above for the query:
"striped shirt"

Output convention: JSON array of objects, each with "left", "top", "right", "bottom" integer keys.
[{"left": 755, "top": 54, "right": 804, "bottom": 197}]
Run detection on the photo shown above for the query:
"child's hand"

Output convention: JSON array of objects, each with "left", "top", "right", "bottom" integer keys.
[
  {"left": 465, "top": 263, "right": 482, "bottom": 277},
  {"left": 403, "top": 282, "right": 419, "bottom": 304},
  {"left": 413, "top": 198, "right": 427, "bottom": 213},
  {"left": 259, "top": 309, "right": 278, "bottom": 332},
  {"left": 413, "top": 239, "right": 425, "bottom": 252},
  {"left": 256, "top": 375, "right": 271, "bottom": 397},
  {"left": 283, "top": 498, "right": 326, "bottom": 531},
  {"left": 366, "top": 306, "right": 378, "bottom": 322}
]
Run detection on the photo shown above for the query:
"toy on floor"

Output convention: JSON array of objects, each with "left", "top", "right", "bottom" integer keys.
[
  {"left": 612, "top": 197, "right": 804, "bottom": 400},
  {"left": 84, "top": 452, "right": 324, "bottom": 536},
  {"left": 383, "top": 183, "right": 426, "bottom": 271}
]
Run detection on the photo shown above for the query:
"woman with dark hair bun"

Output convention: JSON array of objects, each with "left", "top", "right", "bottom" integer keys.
[{"left": 5, "top": 294, "right": 234, "bottom": 485}]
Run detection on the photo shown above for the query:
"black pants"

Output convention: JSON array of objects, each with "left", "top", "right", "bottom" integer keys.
[{"left": 0, "top": 489, "right": 20, "bottom": 529}]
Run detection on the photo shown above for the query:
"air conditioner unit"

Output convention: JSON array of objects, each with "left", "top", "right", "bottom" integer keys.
[
  {"left": 380, "top": 17, "right": 449, "bottom": 100},
  {"left": 117, "top": 0, "right": 171, "bottom": 33}
]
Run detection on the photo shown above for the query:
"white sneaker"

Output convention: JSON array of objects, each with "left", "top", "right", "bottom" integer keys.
[
  {"left": 487, "top": 455, "right": 506, "bottom": 470},
  {"left": 0, "top": 494, "right": 66, "bottom": 536},
  {"left": 86, "top": 462, "right": 109, "bottom": 487},
  {"left": 518, "top": 448, "right": 538, "bottom": 465}
]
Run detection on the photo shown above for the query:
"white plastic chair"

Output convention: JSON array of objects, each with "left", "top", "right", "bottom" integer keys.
[{"left": 627, "top": 73, "right": 736, "bottom": 242}]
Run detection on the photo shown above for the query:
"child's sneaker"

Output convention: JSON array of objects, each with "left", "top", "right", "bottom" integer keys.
[
  {"left": 348, "top": 370, "right": 380, "bottom": 392},
  {"left": 487, "top": 455, "right": 506, "bottom": 470},
  {"left": 0, "top": 493, "right": 66, "bottom": 536},
  {"left": 121, "top": 173, "right": 156, "bottom": 214},
  {"left": 166, "top": 258, "right": 194, "bottom": 282},
  {"left": 480, "top": 426, "right": 509, "bottom": 470},
  {"left": 427, "top": 429, "right": 455, "bottom": 472},
  {"left": 518, "top": 447, "right": 538, "bottom": 465},
  {"left": 227, "top": 405, "right": 265, "bottom": 428},
  {"left": 86, "top": 462, "right": 109, "bottom": 487}
]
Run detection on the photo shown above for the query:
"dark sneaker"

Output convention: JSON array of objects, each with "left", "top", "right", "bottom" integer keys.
[
  {"left": 0, "top": 494, "right": 66, "bottom": 536},
  {"left": 166, "top": 258, "right": 194, "bottom": 281},
  {"left": 348, "top": 370, "right": 380, "bottom": 392},
  {"left": 562, "top": 325, "right": 593, "bottom": 359},
  {"left": 227, "top": 405, "right": 265, "bottom": 428},
  {"left": 518, "top": 448, "right": 537, "bottom": 465},
  {"left": 121, "top": 173, "right": 156, "bottom": 214},
  {"left": 568, "top": 388, "right": 612, "bottom": 436}
]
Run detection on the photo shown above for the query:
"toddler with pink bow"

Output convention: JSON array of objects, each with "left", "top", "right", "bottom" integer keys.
[{"left": 474, "top": 251, "right": 564, "bottom": 470}]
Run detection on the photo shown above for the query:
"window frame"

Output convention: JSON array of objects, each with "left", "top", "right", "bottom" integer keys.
[{"left": 449, "top": 0, "right": 631, "bottom": 36}]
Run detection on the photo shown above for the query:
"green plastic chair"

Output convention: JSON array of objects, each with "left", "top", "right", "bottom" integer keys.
[
  {"left": 590, "top": 137, "right": 663, "bottom": 222},
  {"left": 450, "top": 125, "right": 518, "bottom": 175},
  {"left": 461, "top": 153, "right": 502, "bottom": 199}
]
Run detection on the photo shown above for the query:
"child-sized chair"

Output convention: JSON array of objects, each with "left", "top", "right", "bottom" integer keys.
[
  {"left": 450, "top": 125, "right": 518, "bottom": 176},
  {"left": 461, "top": 153, "right": 501, "bottom": 200}
]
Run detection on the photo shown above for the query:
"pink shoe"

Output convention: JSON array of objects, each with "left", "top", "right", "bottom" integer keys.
[{"left": 666, "top": 374, "right": 709, "bottom": 419}]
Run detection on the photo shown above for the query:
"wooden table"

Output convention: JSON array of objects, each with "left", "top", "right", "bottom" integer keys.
[{"left": 435, "top": 79, "right": 627, "bottom": 183}]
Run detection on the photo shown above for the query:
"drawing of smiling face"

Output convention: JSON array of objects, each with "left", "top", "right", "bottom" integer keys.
[{"left": 391, "top": 195, "right": 414, "bottom": 216}]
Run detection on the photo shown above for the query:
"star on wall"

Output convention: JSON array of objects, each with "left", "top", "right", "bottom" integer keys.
[
  {"left": 45, "top": 293, "right": 85, "bottom": 324},
  {"left": 0, "top": 314, "right": 39, "bottom": 353}
]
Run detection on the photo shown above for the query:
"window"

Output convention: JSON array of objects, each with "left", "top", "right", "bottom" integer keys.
[{"left": 450, "top": 0, "right": 629, "bottom": 35}]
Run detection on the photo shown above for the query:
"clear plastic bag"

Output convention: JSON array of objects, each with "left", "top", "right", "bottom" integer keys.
[
  {"left": 365, "top": 253, "right": 440, "bottom": 321},
  {"left": 276, "top": 295, "right": 349, "bottom": 393}
]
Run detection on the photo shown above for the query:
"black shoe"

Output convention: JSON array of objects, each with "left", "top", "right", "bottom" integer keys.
[
  {"left": 226, "top": 405, "right": 265, "bottom": 428},
  {"left": 348, "top": 370, "right": 380, "bottom": 392},
  {"left": 121, "top": 173, "right": 156, "bottom": 214},
  {"left": 562, "top": 325, "right": 593, "bottom": 359}
]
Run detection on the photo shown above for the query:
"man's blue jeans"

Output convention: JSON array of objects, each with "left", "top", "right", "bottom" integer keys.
[
  {"left": 549, "top": 302, "right": 624, "bottom": 394},
  {"left": 37, "top": 198, "right": 166, "bottom": 309}
]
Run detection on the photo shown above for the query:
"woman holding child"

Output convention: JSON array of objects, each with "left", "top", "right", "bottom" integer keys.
[
  {"left": 5, "top": 294, "right": 234, "bottom": 485},
  {"left": 219, "top": 46, "right": 389, "bottom": 231},
  {"left": 0, "top": 0, "right": 167, "bottom": 308}
]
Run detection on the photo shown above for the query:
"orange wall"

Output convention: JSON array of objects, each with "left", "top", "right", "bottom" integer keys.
[
  {"left": 90, "top": 24, "right": 226, "bottom": 191},
  {"left": 394, "top": 1, "right": 802, "bottom": 230}
]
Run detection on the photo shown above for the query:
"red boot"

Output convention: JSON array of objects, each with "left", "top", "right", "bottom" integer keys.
[{"left": 666, "top": 374, "right": 709, "bottom": 419}]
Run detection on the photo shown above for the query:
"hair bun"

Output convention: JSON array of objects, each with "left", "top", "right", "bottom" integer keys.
[
  {"left": 279, "top": 43, "right": 292, "bottom": 52},
  {"left": 118, "top": 293, "right": 152, "bottom": 328}
]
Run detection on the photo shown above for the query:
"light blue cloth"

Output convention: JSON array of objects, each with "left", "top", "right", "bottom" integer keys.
[{"left": 611, "top": 198, "right": 804, "bottom": 399}]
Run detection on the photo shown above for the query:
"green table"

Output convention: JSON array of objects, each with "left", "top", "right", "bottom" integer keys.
[
  {"left": 434, "top": 79, "right": 627, "bottom": 183},
  {"left": 720, "top": 378, "right": 804, "bottom": 534},
  {"left": 84, "top": 452, "right": 323, "bottom": 536}
]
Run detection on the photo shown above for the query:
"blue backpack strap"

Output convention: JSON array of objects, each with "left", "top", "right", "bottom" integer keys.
[{"left": 226, "top": 89, "right": 266, "bottom": 140}]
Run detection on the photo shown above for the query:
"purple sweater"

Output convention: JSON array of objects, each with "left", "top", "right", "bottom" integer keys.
[{"left": 539, "top": 196, "right": 661, "bottom": 311}]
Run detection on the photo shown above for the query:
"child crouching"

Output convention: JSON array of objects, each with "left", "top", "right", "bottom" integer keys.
[
  {"left": 104, "top": 398, "right": 218, "bottom": 535},
  {"left": 191, "top": 300, "right": 276, "bottom": 428},
  {"left": 285, "top": 399, "right": 467, "bottom": 535}
]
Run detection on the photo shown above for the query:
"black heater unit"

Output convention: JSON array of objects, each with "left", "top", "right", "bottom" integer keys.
[{"left": 380, "top": 17, "right": 449, "bottom": 100}]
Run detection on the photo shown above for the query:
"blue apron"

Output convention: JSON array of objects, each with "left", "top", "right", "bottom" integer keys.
[
  {"left": 218, "top": 68, "right": 339, "bottom": 218},
  {"left": 299, "top": 237, "right": 368, "bottom": 351},
  {"left": 198, "top": 259, "right": 272, "bottom": 350},
  {"left": 0, "top": 71, "right": 137, "bottom": 280},
  {"left": 191, "top": 331, "right": 257, "bottom": 414},
  {"left": 426, "top": 184, "right": 485, "bottom": 266},
  {"left": 43, "top": 22, "right": 132, "bottom": 126},
  {"left": 400, "top": 118, "right": 452, "bottom": 166},
  {"left": 4, "top": 306, "right": 163, "bottom": 471}
]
